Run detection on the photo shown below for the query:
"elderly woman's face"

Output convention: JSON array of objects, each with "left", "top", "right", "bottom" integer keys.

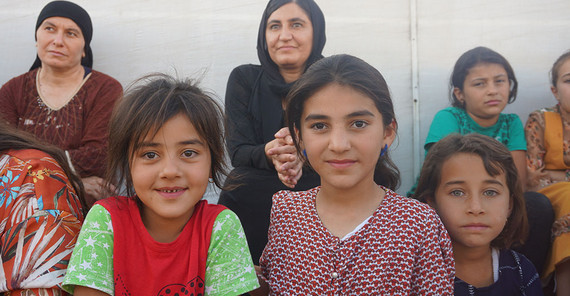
[
  {"left": 265, "top": 3, "right": 313, "bottom": 73},
  {"left": 36, "top": 17, "right": 85, "bottom": 70}
]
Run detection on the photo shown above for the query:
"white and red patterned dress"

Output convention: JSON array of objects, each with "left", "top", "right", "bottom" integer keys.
[{"left": 260, "top": 186, "right": 454, "bottom": 295}]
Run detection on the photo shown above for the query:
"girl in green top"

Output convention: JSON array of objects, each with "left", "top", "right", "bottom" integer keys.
[{"left": 417, "top": 46, "right": 553, "bottom": 277}]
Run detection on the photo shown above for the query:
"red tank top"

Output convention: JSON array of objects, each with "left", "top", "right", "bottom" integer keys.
[{"left": 96, "top": 197, "right": 225, "bottom": 296}]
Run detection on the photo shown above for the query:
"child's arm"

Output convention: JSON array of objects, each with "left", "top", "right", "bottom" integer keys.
[
  {"left": 248, "top": 266, "right": 269, "bottom": 296},
  {"left": 204, "top": 209, "right": 260, "bottom": 296},
  {"left": 74, "top": 286, "right": 111, "bottom": 296},
  {"left": 424, "top": 108, "right": 461, "bottom": 152},
  {"left": 524, "top": 111, "right": 551, "bottom": 191},
  {"left": 62, "top": 205, "right": 115, "bottom": 295}
]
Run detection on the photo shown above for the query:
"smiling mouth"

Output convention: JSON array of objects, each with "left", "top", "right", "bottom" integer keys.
[{"left": 160, "top": 189, "right": 183, "bottom": 193}]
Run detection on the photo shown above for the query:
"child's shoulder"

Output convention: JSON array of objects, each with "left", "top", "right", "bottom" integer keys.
[
  {"left": 497, "top": 249, "right": 542, "bottom": 294},
  {"left": 382, "top": 188, "right": 435, "bottom": 214},
  {"left": 499, "top": 249, "right": 537, "bottom": 272},
  {"left": 273, "top": 186, "right": 319, "bottom": 204},
  {"left": 435, "top": 106, "right": 462, "bottom": 118}
]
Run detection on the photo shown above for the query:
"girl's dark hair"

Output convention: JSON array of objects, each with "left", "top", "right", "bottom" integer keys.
[
  {"left": 0, "top": 120, "right": 87, "bottom": 215},
  {"left": 414, "top": 133, "right": 528, "bottom": 249},
  {"left": 550, "top": 50, "right": 570, "bottom": 87},
  {"left": 106, "top": 74, "right": 227, "bottom": 197},
  {"left": 450, "top": 46, "right": 518, "bottom": 108},
  {"left": 257, "top": 0, "right": 326, "bottom": 80},
  {"left": 286, "top": 54, "right": 400, "bottom": 190}
]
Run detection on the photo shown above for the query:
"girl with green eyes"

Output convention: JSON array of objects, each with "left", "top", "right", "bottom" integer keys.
[
  {"left": 416, "top": 46, "right": 553, "bottom": 277},
  {"left": 415, "top": 133, "right": 542, "bottom": 295}
]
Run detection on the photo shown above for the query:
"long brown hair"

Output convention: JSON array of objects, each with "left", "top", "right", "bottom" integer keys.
[
  {"left": 414, "top": 133, "right": 528, "bottom": 249},
  {"left": 286, "top": 54, "right": 400, "bottom": 190},
  {"left": 0, "top": 120, "right": 87, "bottom": 215}
]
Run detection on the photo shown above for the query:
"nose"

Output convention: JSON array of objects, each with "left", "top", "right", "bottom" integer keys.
[
  {"left": 328, "top": 128, "right": 350, "bottom": 153},
  {"left": 53, "top": 31, "right": 64, "bottom": 46},
  {"left": 159, "top": 155, "right": 181, "bottom": 179},
  {"left": 467, "top": 196, "right": 485, "bottom": 215},
  {"left": 279, "top": 27, "right": 293, "bottom": 41},
  {"left": 487, "top": 83, "right": 499, "bottom": 95}
]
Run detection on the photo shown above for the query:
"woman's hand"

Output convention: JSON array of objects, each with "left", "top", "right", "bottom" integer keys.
[
  {"left": 82, "top": 176, "right": 116, "bottom": 207},
  {"left": 265, "top": 127, "right": 303, "bottom": 188}
]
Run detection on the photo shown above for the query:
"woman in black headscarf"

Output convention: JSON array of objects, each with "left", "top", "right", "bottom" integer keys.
[
  {"left": 219, "top": 0, "right": 326, "bottom": 264},
  {"left": 0, "top": 1, "right": 122, "bottom": 206}
]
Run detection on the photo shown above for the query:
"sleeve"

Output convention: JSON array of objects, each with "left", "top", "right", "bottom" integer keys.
[
  {"left": 0, "top": 75, "right": 23, "bottom": 126},
  {"left": 411, "top": 208, "right": 455, "bottom": 295},
  {"left": 507, "top": 114, "right": 527, "bottom": 151},
  {"left": 524, "top": 111, "right": 549, "bottom": 187},
  {"left": 204, "top": 209, "right": 259, "bottom": 295},
  {"left": 0, "top": 153, "right": 84, "bottom": 295},
  {"left": 62, "top": 204, "right": 114, "bottom": 296},
  {"left": 424, "top": 109, "right": 461, "bottom": 153},
  {"left": 224, "top": 66, "right": 273, "bottom": 170},
  {"left": 68, "top": 74, "right": 122, "bottom": 177}
]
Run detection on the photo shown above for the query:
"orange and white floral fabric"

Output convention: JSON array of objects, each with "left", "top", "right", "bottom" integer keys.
[{"left": 0, "top": 149, "right": 84, "bottom": 296}]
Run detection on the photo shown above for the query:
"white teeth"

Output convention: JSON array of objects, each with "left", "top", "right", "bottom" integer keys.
[{"left": 162, "top": 189, "right": 180, "bottom": 193}]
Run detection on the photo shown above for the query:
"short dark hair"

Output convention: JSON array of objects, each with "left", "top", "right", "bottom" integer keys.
[
  {"left": 450, "top": 46, "right": 518, "bottom": 108},
  {"left": 550, "top": 50, "right": 570, "bottom": 87},
  {"left": 286, "top": 54, "right": 400, "bottom": 190},
  {"left": 106, "top": 74, "right": 227, "bottom": 196},
  {"left": 414, "top": 133, "right": 527, "bottom": 249}
]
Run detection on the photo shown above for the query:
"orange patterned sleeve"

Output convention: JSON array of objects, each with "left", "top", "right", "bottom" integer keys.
[
  {"left": 0, "top": 149, "right": 84, "bottom": 295},
  {"left": 524, "top": 110, "right": 549, "bottom": 189}
]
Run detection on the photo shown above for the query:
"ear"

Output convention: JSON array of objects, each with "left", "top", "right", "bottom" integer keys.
[
  {"left": 453, "top": 87, "right": 464, "bottom": 104},
  {"left": 551, "top": 85, "right": 560, "bottom": 102},
  {"left": 382, "top": 119, "right": 397, "bottom": 148}
]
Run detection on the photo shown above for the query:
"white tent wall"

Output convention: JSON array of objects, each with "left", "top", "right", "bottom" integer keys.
[{"left": 1, "top": 0, "right": 568, "bottom": 197}]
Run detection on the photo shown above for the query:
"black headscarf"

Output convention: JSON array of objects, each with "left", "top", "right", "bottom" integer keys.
[
  {"left": 251, "top": 0, "right": 326, "bottom": 142},
  {"left": 30, "top": 0, "right": 93, "bottom": 71}
]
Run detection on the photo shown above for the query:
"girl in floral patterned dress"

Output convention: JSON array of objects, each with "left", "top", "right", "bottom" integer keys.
[
  {"left": 255, "top": 54, "right": 454, "bottom": 295},
  {"left": 0, "top": 121, "right": 87, "bottom": 295},
  {"left": 525, "top": 50, "right": 570, "bottom": 295},
  {"left": 62, "top": 74, "right": 259, "bottom": 296}
]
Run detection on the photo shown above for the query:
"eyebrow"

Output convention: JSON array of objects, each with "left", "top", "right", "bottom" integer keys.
[
  {"left": 42, "top": 21, "right": 81, "bottom": 32},
  {"left": 471, "top": 73, "right": 507, "bottom": 81},
  {"left": 136, "top": 139, "right": 205, "bottom": 149},
  {"left": 268, "top": 17, "right": 307, "bottom": 24},
  {"left": 442, "top": 179, "right": 505, "bottom": 187},
  {"left": 304, "top": 110, "right": 376, "bottom": 121}
]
